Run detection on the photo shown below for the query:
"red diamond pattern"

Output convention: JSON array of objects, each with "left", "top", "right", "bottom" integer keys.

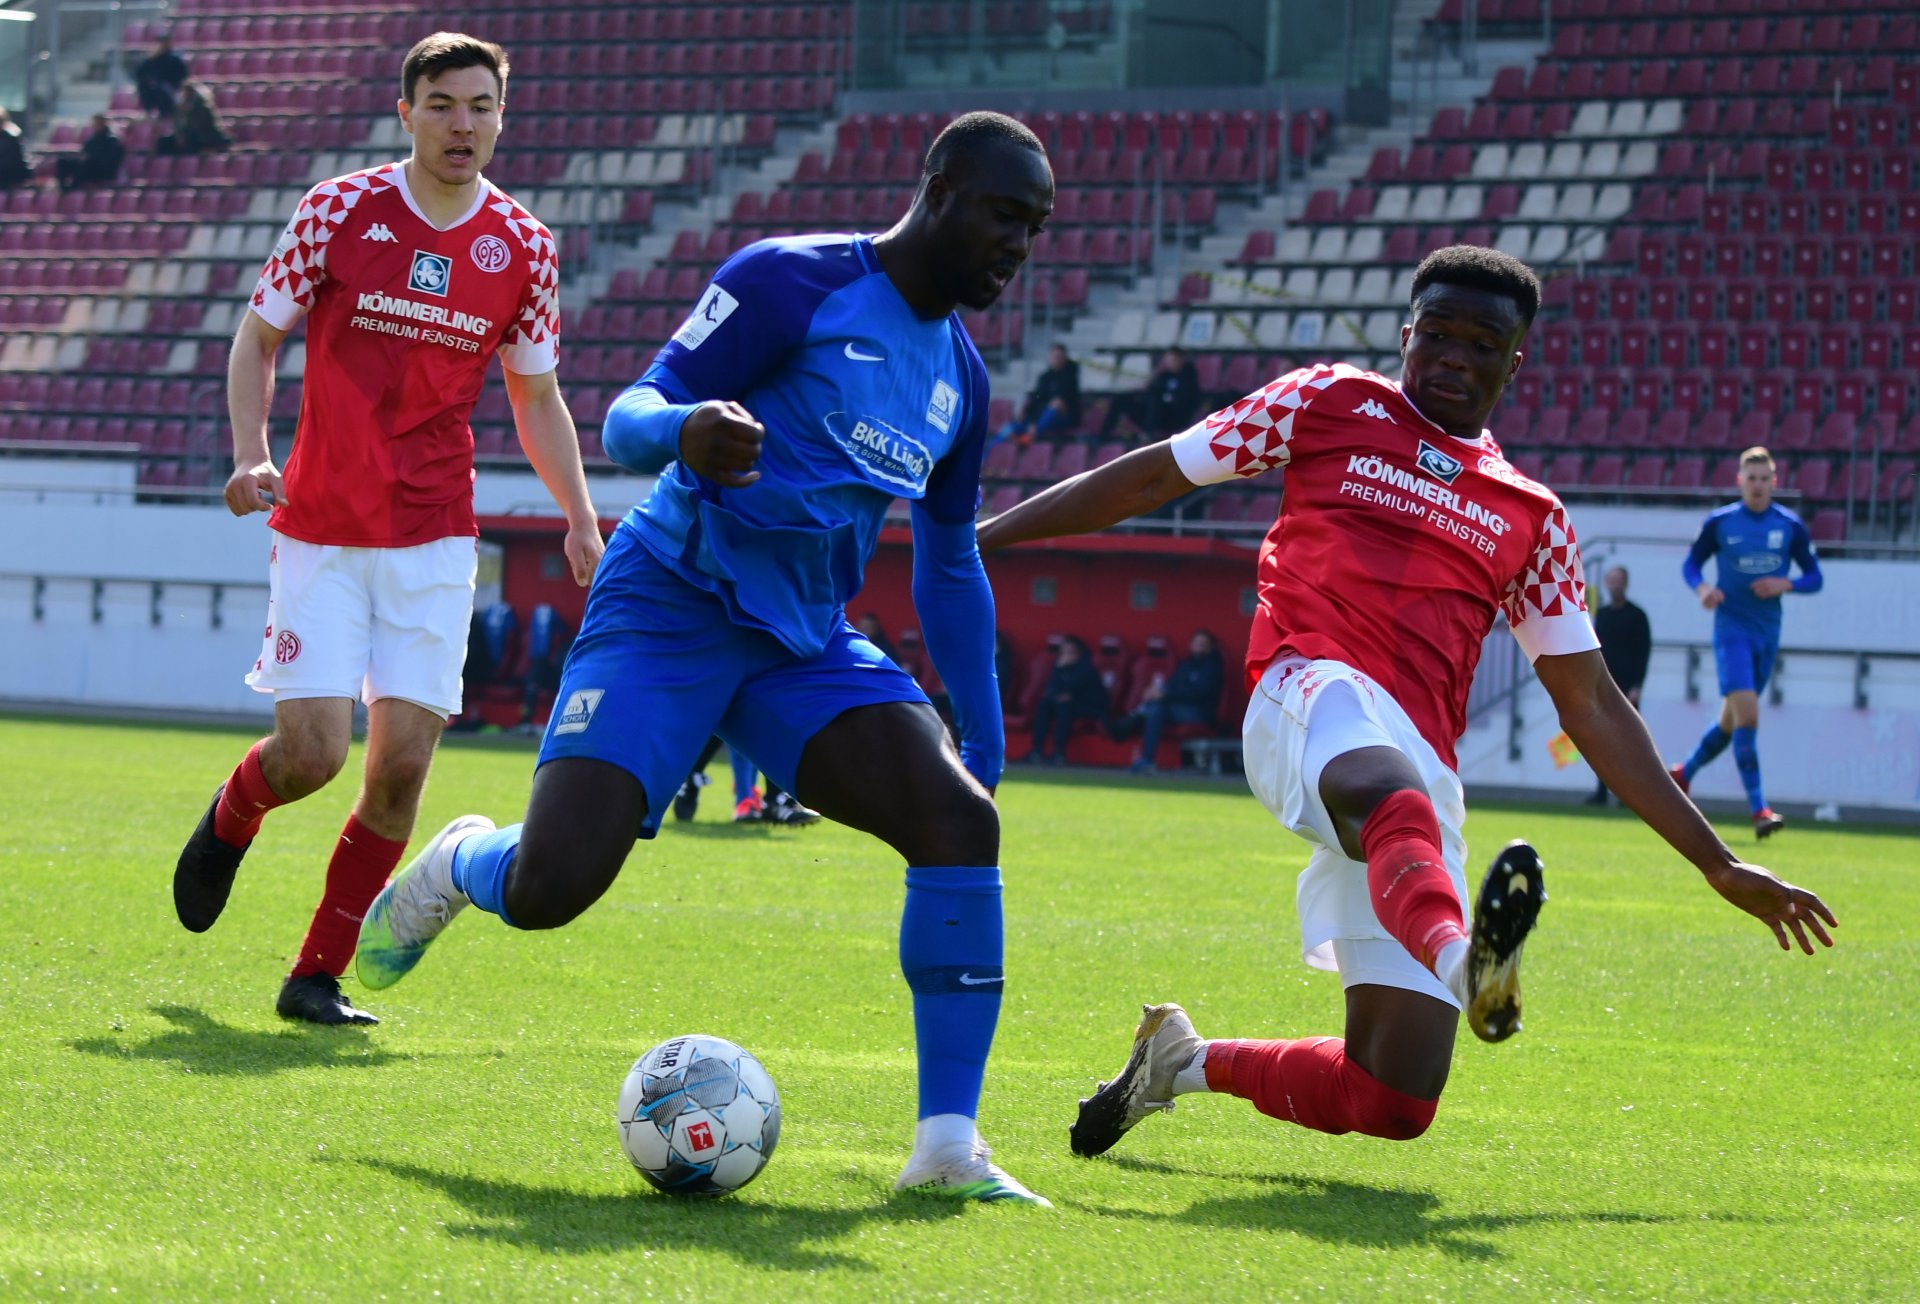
[
  {"left": 258, "top": 164, "right": 398, "bottom": 310},
  {"left": 489, "top": 191, "right": 560, "bottom": 352},
  {"left": 1502, "top": 503, "right": 1588, "bottom": 627},
  {"left": 1201, "top": 362, "right": 1356, "bottom": 478}
]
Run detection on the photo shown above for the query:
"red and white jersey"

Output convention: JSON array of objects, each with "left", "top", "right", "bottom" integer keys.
[
  {"left": 1170, "top": 363, "right": 1598, "bottom": 769},
  {"left": 250, "top": 162, "right": 559, "bottom": 548}
]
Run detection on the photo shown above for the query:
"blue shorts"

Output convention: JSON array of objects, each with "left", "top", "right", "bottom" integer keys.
[
  {"left": 538, "top": 527, "right": 927, "bottom": 836},
  {"left": 1713, "top": 625, "right": 1779, "bottom": 696}
]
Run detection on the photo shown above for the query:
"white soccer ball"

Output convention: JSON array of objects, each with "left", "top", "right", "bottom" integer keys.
[{"left": 617, "top": 1034, "right": 781, "bottom": 1196}]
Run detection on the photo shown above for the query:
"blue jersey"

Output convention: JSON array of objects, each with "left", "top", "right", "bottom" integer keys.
[
  {"left": 607, "top": 234, "right": 988, "bottom": 656},
  {"left": 1682, "top": 501, "right": 1823, "bottom": 636}
]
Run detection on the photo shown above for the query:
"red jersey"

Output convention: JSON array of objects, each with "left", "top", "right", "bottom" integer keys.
[
  {"left": 1170, "top": 363, "right": 1598, "bottom": 769},
  {"left": 250, "top": 162, "right": 560, "bottom": 547}
]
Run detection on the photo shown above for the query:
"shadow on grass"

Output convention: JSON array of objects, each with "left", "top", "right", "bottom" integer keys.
[
  {"left": 1086, "top": 1160, "right": 1684, "bottom": 1260},
  {"left": 354, "top": 1157, "right": 966, "bottom": 1272},
  {"left": 70, "top": 1004, "right": 410, "bottom": 1077}
]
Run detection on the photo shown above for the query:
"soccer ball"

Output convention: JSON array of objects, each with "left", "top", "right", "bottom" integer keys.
[{"left": 617, "top": 1035, "right": 781, "bottom": 1196}]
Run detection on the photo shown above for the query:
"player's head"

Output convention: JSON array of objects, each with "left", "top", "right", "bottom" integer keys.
[
  {"left": 398, "top": 33, "right": 509, "bottom": 188},
  {"left": 1401, "top": 245, "right": 1540, "bottom": 437},
  {"left": 911, "top": 111, "right": 1053, "bottom": 312},
  {"left": 1738, "top": 446, "right": 1776, "bottom": 511},
  {"left": 1603, "top": 565, "right": 1629, "bottom": 603}
]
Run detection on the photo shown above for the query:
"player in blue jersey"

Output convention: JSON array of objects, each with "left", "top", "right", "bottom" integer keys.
[
  {"left": 354, "top": 112, "right": 1056, "bottom": 1205},
  {"left": 1672, "top": 447, "right": 1824, "bottom": 838}
]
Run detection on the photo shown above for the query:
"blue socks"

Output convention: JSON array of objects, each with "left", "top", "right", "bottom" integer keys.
[
  {"left": 1732, "top": 727, "right": 1766, "bottom": 813},
  {"left": 451, "top": 823, "right": 523, "bottom": 927},
  {"left": 1683, "top": 724, "right": 1731, "bottom": 781},
  {"left": 899, "top": 865, "right": 1004, "bottom": 1121},
  {"left": 730, "top": 749, "right": 758, "bottom": 803}
]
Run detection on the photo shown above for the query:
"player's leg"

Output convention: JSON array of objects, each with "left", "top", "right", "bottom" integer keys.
[
  {"left": 357, "top": 534, "right": 746, "bottom": 986},
  {"left": 1679, "top": 629, "right": 1755, "bottom": 789},
  {"left": 671, "top": 735, "right": 725, "bottom": 822},
  {"left": 1734, "top": 635, "right": 1782, "bottom": 835},
  {"left": 729, "top": 745, "right": 763, "bottom": 822},
  {"left": 723, "top": 630, "right": 1044, "bottom": 1205}
]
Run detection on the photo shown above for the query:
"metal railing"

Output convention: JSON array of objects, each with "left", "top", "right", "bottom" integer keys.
[{"left": 2, "top": 568, "right": 264, "bottom": 630}]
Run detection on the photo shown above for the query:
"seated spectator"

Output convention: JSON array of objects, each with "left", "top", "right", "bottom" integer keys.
[
  {"left": 996, "top": 344, "right": 1081, "bottom": 445},
  {"left": 855, "top": 610, "right": 897, "bottom": 661},
  {"left": 0, "top": 109, "right": 31, "bottom": 190},
  {"left": 1024, "top": 635, "right": 1106, "bottom": 765},
  {"left": 1098, "top": 347, "right": 1200, "bottom": 442},
  {"left": 1112, "top": 629, "right": 1223, "bottom": 774},
  {"left": 993, "top": 629, "right": 1020, "bottom": 712},
  {"left": 134, "top": 36, "right": 190, "bottom": 118},
  {"left": 54, "top": 115, "right": 124, "bottom": 192},
  {"left": 519, "top": 603, "right": 571, "bottom": 727},
  {"left": 157, "top": 81, "right": 230, "bottom": 157}
]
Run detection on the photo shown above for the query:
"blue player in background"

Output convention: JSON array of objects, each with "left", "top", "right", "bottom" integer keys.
[
  {"left": 356, "top": 112, "right": 1056, "bottom": 1205},
  {"left": 1671, "top": 446, "right": 1823, "bottom": 838}
]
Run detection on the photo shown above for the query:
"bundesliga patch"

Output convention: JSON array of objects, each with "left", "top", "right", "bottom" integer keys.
[
  {"left": 1415, "top": 439, "right": 1465, "bottom": 485},
  {"left": 926, "top": 379, "right": 959, "bottom": 434},
  {"left": 408, "top": 250, "right": 452, "bottom": 297},
  {"left": 672, "top": 284, "right": 738, "bottom": 350}
]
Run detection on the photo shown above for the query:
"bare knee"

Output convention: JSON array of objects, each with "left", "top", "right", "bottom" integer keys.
[
  {"left": 362, "top": 752, "right": 433, "bottom": 816},
  {"left": 266, "top": 733, "right": 347, "bottom": 798},
  {"left": 1365, "top": 1096, "right": 1438, "bottom": 1141},
  {"left": 894, "top": 784, "right": 999, "bottom": 866}
]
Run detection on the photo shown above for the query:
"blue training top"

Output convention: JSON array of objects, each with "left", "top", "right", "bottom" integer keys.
[
  {"left": 1682, "top": 500, "right": 1823, "bottom": 637},
  {"left": 598, "top": 233, "right": 1005, "bottom": 784}
]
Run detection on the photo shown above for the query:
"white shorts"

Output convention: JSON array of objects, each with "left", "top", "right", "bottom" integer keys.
[
  {"left": 1241, "top": 656, "right": 1470, "bottom": 1008},
  {"left": 244, "top": 532, "right": 477, "bottom": 716}
]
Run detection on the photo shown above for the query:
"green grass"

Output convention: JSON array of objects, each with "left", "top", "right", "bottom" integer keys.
[{"left": 1, "top": 715, "right": 1914, "bottom": 1300}]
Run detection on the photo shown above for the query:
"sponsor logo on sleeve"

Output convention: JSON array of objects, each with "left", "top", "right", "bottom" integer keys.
[
  {"left": 552, "top": 688, "right": 605, "bottom": 735},
  {"left": 671, "top": 284, "right": 739, "bottom": 350},
  {"left": 1415, "top": 439, "right": 1465, "bottom": 485},
  {"left": 926, "top": 378, "right": 959, "bottom": 434},
  {"left": 407, "top": 250, "right": 452, "bottom": 297},
  {"left": 470, "top": 234, "right": 511, "bottom": 272}
]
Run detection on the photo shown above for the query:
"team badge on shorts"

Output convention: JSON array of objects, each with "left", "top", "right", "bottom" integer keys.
[
  {"left": 408, "top": 250, "right": 452, "bottom": 297},
  {"left": 1415, "top": 439, "right": 1465, "bottom": 486},
  {"left": 274, "top": 629, "right": 302, "bottom": 665},
  {"left": 470, "top": 234, "right": 511, "bottom": 273}
]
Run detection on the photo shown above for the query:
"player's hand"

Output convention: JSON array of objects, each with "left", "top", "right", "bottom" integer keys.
[
  {"left": 1697, "top": 584, "right": 1725, "bottom": 610},
  {"left": 224, "top": 460, "right": 285, "bottom": 516},
  {"left": 1704, "top": 861, "right": 1837, "bottom": 954},
  {"left": 1750, "top": 576, "right": 1793, "bottom": 599},
  {"left": 562, "top": 518, "right": 604, "bottom": 587},
  {"left": 680, "top": 400, "right": 764, "bottom": 488}
]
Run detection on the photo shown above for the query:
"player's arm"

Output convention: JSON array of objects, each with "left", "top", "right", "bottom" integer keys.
[
  {"left": 602, "top": 372, "right": 763, "bottom": 488},
  {"left": 1754, "top": 520, "right": 1824, "bottom": 599},
  {"left": 1683, "top": 517, "right": 1723, "bottom": 609},
  {"left": 977, "top": 368, "right": 1320, "bottom": 551},
  {"left": 503, "top": 366, "right": 603, "bottom": 587},
  {"left": 224, "top": 309, "right": 290, "bottom": 515},
  {"left": 1534, "top": 650, "right": 1836, "bottom": 953}
]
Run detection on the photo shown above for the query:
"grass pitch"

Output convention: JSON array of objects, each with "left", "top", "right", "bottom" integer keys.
[{"left": 1, "top": 715, "right": 1913, "bottom": 1300}]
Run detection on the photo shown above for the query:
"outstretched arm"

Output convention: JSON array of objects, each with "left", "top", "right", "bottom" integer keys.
[
  {"left": 504, "top": 367, "right": 603, "bottom": 587},
  {"left": 1534, "top": 649, "right": 1837, "bottom": 953},
  {"left": 977, "top": 442, "right": 1195, "bottom": 552}
]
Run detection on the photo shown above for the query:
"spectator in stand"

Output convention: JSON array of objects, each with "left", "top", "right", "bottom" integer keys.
[
  {"left": 1587, "top": 566, "right": 1651, "bottom": 806},
  {"left": 54, "top": 115, "right": 124, "bottom": 191},
  {"left": 519, "top": 604, "right": 570, "bottom": 730},
  {"left": 1114, "top": 629, "right": 1224, "bottom": 775},
  {"left": 0, "top": 109, "right": 31, "bottom": 189},
  {"left": 158, "top": 81, "right": 231, "bottom": 156},
  {"left": 1024, "top": 635, "right": 1107, "bottom": 765},
  {"left": 855, "top": 611, "right": 897, "bottom": 661},
  {"left": 1099, "top": 347, "right": 1200, "bottom": 443},
  {"left": 994, "top": 629, "right": 1019, "bottom": 710},
  {"left": 997, "top": 344, "right": 1081, "bottom": 445},
  {"left": 134, "top": 35, "right": 191, "bottom": 118}
]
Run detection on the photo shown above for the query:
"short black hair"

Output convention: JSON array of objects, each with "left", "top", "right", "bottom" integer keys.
[
  {"left": 923, "top": 110, "right": 1045, "bottom": 179},
  {"left": 402, "top": 32, "right": 509, "bottom": 105},
  {"left": 1410, "top": 245, "right": 1541, "bottom": 327}
]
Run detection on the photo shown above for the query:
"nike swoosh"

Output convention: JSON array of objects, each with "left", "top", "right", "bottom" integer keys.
[
  {"left": 844, "top": 344, "right": 885, "bottom": 362},
  {"left": 957, "top": 973, "right": 1003, "bottom": 986}
]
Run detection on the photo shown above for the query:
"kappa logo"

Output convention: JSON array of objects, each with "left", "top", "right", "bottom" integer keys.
[
  {"left": 926, "top": 378, "right": 959, "bottom": 434},
  {"left": 362, "top": 223, "right": 397, "bottom": 243},
  {"left": 671, "top": 284, "right": 738, "bottom": 350},
  {"left": 408, "top": 250, "right": 452, "bottom": 297},
  {"left": 552, "top": 687, "right": 605, "bottom": 735},
  {"left": 1415, "top": 439, "right": 1466, "bottom": 486},
  {"left": 1353, "top": 397, "right": 1397, "bottom": 423}
]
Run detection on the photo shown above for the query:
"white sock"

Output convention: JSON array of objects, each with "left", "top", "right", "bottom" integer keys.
[
  {"left": 914, "top": 1113, "right": 977, "bottom": 1159},
  {"left": 1171, "top": 1044, "right": 1210, "bottom": 1095},
  {"left": 1435, "top": 937, "right": 1470, "bottom": 1006}
]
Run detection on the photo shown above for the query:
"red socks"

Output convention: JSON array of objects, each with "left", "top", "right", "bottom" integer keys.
[
  {"left": 1360, "top": 789, "right": 1466, "bottom": 971},
  {"left": 1204, "top": 1037, "right": 1437, "bottom": 1140},
  {"left": 214, "top": 740, "right": 290, "bottom": 846},
  {"left": 289, "top": 814, "right": 409, "bottom": 979}
]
